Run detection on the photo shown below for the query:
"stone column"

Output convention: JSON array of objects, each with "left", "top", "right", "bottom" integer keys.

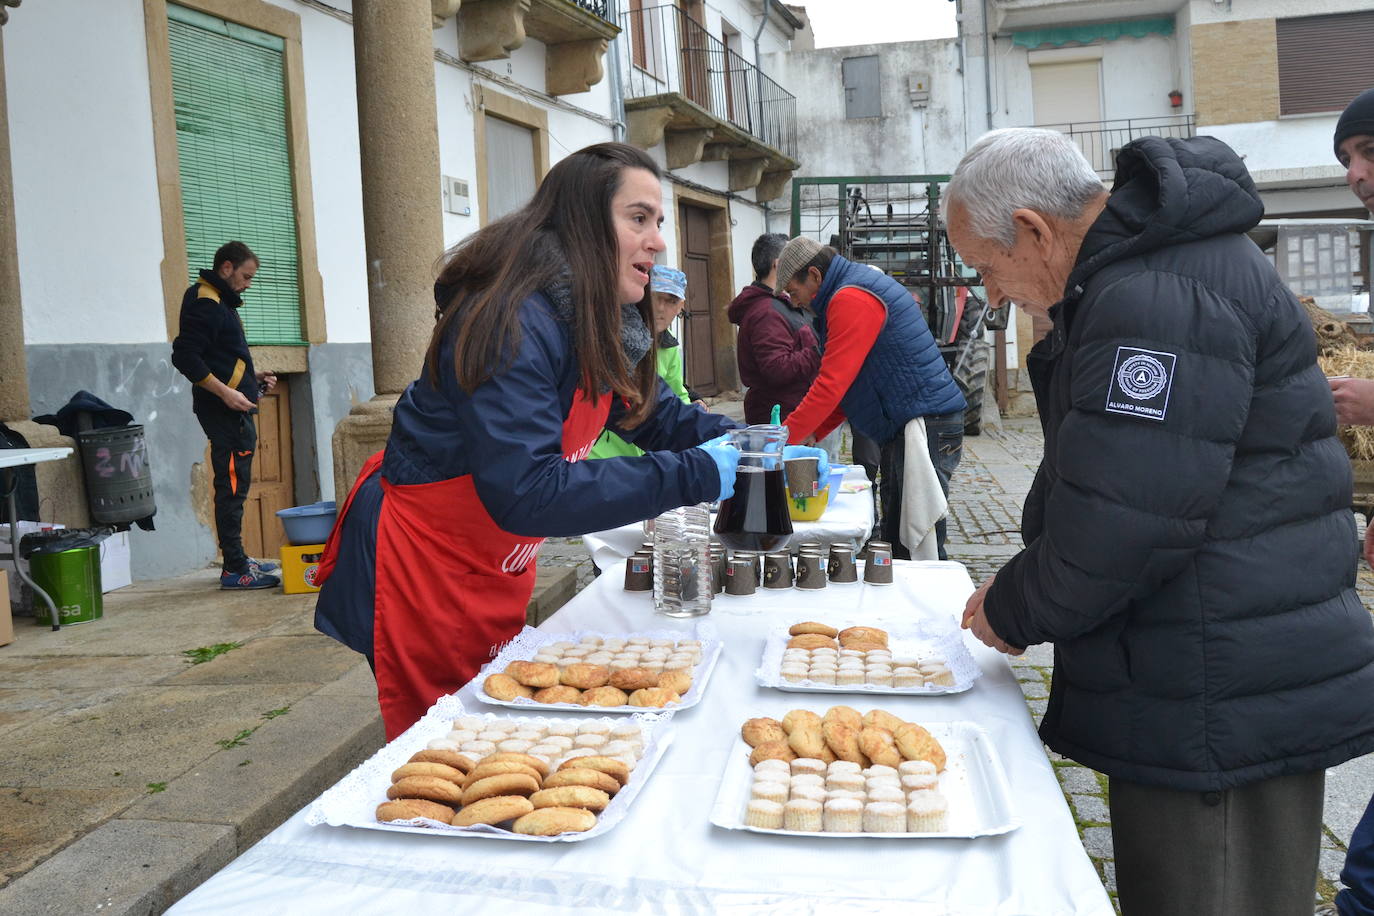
[{"left": 332, "top": 0, "right": 447, "bottom": 503}]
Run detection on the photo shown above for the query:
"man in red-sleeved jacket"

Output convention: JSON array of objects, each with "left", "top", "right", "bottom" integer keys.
[{"left": 729, "top": 233, "right": 821, "bottom": 424}]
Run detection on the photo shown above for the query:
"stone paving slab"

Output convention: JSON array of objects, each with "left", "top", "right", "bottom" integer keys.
[
  {"left": 0, "top": 785, "right": 144, "bottom": 884},
  {"left": 0, "top": 654, "right": 187, "bottom": 689},
  {"left": 158, "top": 635, "right": 361, "bottom": 687}
]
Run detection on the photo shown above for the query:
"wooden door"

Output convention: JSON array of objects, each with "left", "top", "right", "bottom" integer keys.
[
  {"left": 206, "top": 376, "right": 294, "bottom": 562},
  {"left": 679, "top": 203, "right": 718, "bottom": 396}
]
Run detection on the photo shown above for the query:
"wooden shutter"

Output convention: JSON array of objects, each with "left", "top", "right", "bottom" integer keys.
[
  {"left": 1278, "top": 11, "right": 1374, "bottom": 116},
  {"left": 167, "top": 4, "right": 304, "bottom": 345}
]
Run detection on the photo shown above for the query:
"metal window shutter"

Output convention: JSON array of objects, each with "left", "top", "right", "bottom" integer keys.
[
  {"left": 1278, "top": 11, "right": 1374, "bottom": 116},
  {"left": 842, "top": 55, "right": 881, "bottom": 119},
  {"left": 167, "top": 4, "right": 304, "bottom": 345}
]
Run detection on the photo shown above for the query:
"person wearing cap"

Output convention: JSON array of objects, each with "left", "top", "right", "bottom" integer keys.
[
  {"left": 1328, "top": 86, "right": 1374, "bottom": 916},
  {"left": 590, "top": 266, "right": 696, "bottom": 459},
  {"left": 775, "top": 235, "right": 966, "bottom": 560}
]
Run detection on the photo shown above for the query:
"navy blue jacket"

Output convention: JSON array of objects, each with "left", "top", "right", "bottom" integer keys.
[
  {"left": 811, "top": 256, "right": 965, "bottom": 444},
  {"left": 170, "top": 270, "right": 258, "bottom": 415},
  {"left": 382, "top": 291, "right": 731, "bottom": 537},
  {"left": 985, "top": 136, "right": 1374, "bottom": 791}
]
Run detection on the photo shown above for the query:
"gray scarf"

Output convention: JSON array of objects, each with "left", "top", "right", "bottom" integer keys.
[{"left": 542, "top": 277, "right": 653, "bottom": 373}]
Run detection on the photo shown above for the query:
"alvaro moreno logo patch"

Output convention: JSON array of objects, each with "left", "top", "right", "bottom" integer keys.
[{"left": 1105, "top": 346, "right": 1176, "bottom": 421}]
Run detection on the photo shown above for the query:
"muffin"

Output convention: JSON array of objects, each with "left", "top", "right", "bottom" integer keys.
[
  {"left": 746, "top": 799, "right": 785, "bottom": 829},
  {"left": 807, "top": 669, "right": 837, "bottom": 685},
  {"left": 906, "top": 791, "right": 949, "bottom": 831},
  {"left": 545, "top": 722, "right": 579, "bottom": 738},
  {"left": 863, "top": 801, "right": 906, "bottom": 833},
  {"left": 901, "top": 773, "right": 939, "bottom": 792},
  {"left": 893, "top": 668, "right": 922, "bottom": 688},
  {"left": 924, "top": 666, "right": 957, "bottom": 688},
  {"left": 782, "top": 798, "right": 823, "bottom": 832},
  {"left": 542, "top": 735, "right": 574, "bottom": 751},
  {"left": 573, "top": 733, "right": 608, "bottom": 749},
  {"left": 827, "top": 760, "right": 862, "bottom": 776},
  {"left": 750, "top": 779, "right": 790, "bottom": 805},
  {"left": 789, "top": 784, "right": 827, "bottom": 804},
  {"left": 898, "top": 760, "right": 938, "bottom": 778},
  {"left": 823, "top": 797, "right": 863, "bottom": 832},
  {"left": 825, "top": 789, "right": 866, "bottom": 802},
  {"left": 781, "top": 665, "right": 810, "bottom": 683},
  {"left": 790, "top": 758, "right": 827, "bottom": 777},
  {"left": 754, "top": 759, "right": 791, "bottom": 779},
  {"left": 825, "top": 773, "right": 865, "bottom": 793},
  {"left": 577, "top": 721, "right": 613, "bottom": 736},
  {"left": 789, "top": 773, "right": 825, "bottom": 790},
  {"left": 866, "top": 670, "right": 894, "bottom": 687},
  {"left": 836, "top": 671, "right": 865, "bottom": 686},
  {"left": 867, "top": 785, "right": 905, "bottom": 805}
]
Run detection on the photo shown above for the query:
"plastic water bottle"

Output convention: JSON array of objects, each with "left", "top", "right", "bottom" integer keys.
[{"left": 652, "top": 504, "right": 713, "bottom": 617}]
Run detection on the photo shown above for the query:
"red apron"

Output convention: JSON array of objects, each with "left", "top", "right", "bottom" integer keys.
[{"left": 319, "top": 391, "right": 611, "bottom": 740}]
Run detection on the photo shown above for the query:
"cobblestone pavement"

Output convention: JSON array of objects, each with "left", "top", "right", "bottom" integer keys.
[{"left": 950, "top": 417, "right": 1374, "bottom": 914}]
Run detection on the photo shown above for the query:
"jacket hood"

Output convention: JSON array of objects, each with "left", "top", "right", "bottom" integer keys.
[
  {"left": 1069, "top": 136, "right": 1264, "bottom": 292},
  {"left": 728, "top": 282, "right": 777, "bottom": 324}
]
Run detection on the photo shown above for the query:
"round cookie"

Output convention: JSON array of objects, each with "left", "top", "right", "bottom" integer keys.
[
  {"left": 542, "top": 767, "right": 621, "bottom": 796},
  {"left": 657, "top": 669, "right": 692, "bottom": 696},
  {"left": 376, "top": 798, "right": 454, "bottom": 824},
  {"left": 787, "top": 634, "right": 839, "bottom": 651},
  {"left": 560, "top": 663, "right": 611, "bottom": 690},
  {"left": 408, "top": 749, "right": 476, "bottom": 773},
  {"left": 838, "top": 626, "right": 889, "bottom": 647},
  {"left": 505, "top": 660, "right": 560, "bottom": 688},
  {"left": 483, "top": 752, "right": 551, "bottom": 777},
  {"left": 463, "top": 760, "right": 542, "bottom": 787},
  {"left": 391, "top": 762, "right": 465, "bottom": 785},
  {"left": 460, "top": 773, "right": 540, "bottom": 806},
  {"left": 556, "top": 755, "right": 631, "bottom": 786},
  {"left": 579, "top": 686, "right": 630, "bottom": 707},
  {"left": 627, "top": 687, "right": 680, "bottom": 708},
  {"left": 788, "top": 621, "right": 839, "bottom": 638},
  {"left": 529, "top": 785, "right": 611, "bottom": 812},
  {"left": 608, "top": 667, "right": 661, "bottom": 691},
  {"left": 387, "top": 775, "right": 465, "bottom": 806},
  {"left": 483, "top": 674, "right": 533, "bottom": 701},
  {"left": 533, "top": 685, "right": 583, "bottom": 705},
  {"left": 512, "top": 806, "right": 598, "bottom": 836},
  {"left": 749, "top": 740, "right": 797, "bottom": 767},
  {"left": 450, "top": 794, "right": 534, "bottom": 827}
]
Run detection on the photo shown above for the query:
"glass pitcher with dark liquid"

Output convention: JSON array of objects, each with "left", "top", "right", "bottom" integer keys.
[{"left": 713, "top": 424, "right": 794, "bottom": 552}]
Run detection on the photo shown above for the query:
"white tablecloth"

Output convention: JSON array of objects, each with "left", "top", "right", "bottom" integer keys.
[
  {"left": 583, "top": 476, "right": 877, "bottom": 572},
  {"left": 170, "top": 562, "right": 1112, "bottom": 916}
]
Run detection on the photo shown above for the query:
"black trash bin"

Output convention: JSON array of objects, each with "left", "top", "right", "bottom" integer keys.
[{"left": 76, "top": 426, "right": 156, "bottom": 525}]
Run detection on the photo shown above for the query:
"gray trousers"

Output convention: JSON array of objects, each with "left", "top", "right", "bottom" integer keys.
[{"left": 1109, "top": 769, "right": 1325, "bottom": 916}]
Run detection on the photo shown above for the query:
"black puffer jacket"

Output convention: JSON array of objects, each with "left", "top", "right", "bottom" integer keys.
[{"left": 985, "top": 136, "right": 1374, "bottom": 791}]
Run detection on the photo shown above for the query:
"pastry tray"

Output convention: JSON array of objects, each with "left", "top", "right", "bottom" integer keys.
[
  {"left": 708, "top": 720, "right": 1019, "bottom": 839},
  {"left": 306, "top": 694, "right": 673, "bottom": 843},
  {"left": 473, "top": 624, "right": 723, "bottom": 713},
  {"left": 754, "top": 621, "right": 982, "bottom": 695}
]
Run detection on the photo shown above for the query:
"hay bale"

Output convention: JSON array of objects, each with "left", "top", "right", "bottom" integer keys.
[
  {"left": 1302, "top": 295, "right": 1359, "bottom": 354},
  {"left": 1318, "top": 345, "right": 1374, "bottom": 459}
]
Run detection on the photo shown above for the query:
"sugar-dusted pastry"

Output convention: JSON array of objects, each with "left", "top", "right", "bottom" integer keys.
[
  {"left": 750, "top": 779, "right": 789, "bottom": 805},
  {"left": 409, "top": 749, "right": 476, "bottom": 773},
  {"left": 627, "top": 687, "right": 681, "bottom": 707},
  {"left": 657, "top": 669, "right": 692, "bottom": 696},
  {"left": 863, "top": 801, "right": 906, "bottom": 832},
  {"left": 529, "top": 785, "right": 610, "bottom": 812},
  {"left": 453, "top": 715, "right": 485, "bottom": 731},
  {"left": 505, "top": 660, "right": 560, "bottom": 688},
  {"left": 789, "top": 773, "right": 824, "bottom": 790},
  {"left": 866, "top": 670, "right": 894, "bottom": 687},
  {"left": 573, "top": 733, "right": 608, "bottom": 749},
  {"left": 459, "top": 740, "right": 498, "bottom": 757},
  {"left": 600, "top": 740, "right": 635, "bottom": 758},
  {"left": 561, "top": 646, "right": 592, "bottom": 660},
  {"left": 662, "top": 658, "right": 694, "bottom": 672},
  {"left": 545, "top": 721, "right": 580, "bottom": 738},
  {"left": 787, "top": 634, "right": 839, "bottom": 651},
  {"left": 906, "top": 790, "right": 948, "bottom": 832},
  {"left": 579, "top": 686, "right": 630, "bottom": 707},
  {"left": 790, "top": 757, "right": 827, "bottom": 777},
  {"left": 541, "top": 735, "right": 574, "bottom": 751},
  {"left": 559, "top": 748, "right": 597, "bottom": 765},
  {"left": 560, "top": 663, "right": 610, "bottom": 690},
  {"left": 527, "top": 744, "right": 563, "bottom": 760},
  {"left": 460, "top": 773, "right": 541, "bottom": 806},
  {"left": 391, "top": 762, "right": 466, "bottom": 785},
  {"left": 789, "top": 784, "right": 827, "bottom": 805},
  {"left": 450, "top": 795, "right": 535, "bottom": 827},
  {"left": 483, "top": 751, "right": 551, "bottom": 778},
  {"left": 863, "top": 764, "right": 898, "bottom": 780},
  {"left": 425, "top": 738, "right": 461, "bottom": 752},
  {"left": 823, "top": 797, "right": 863, "bottom": 832},
  {"left": 512, "top": 806, "right": 598, "bottom": 836},
  {"left": 825, "top": 788, "right": 866, "bottom": 802},
  {"left": 579, "top": 634, "right": 604, "bottom": 646},
  {"left": 866, "top": 785, "right": 905, "bottom": 806},
  {"left": 753, "top": 758, "right": 791, "bottom": 779},
  {"left": 893, "top": 722, "right": 947, "bottom": 772},
  {"left": 388, "top": 775, "right": 465, "bottom": 805},
  {"left": 835, "top": 671, "right": 864, "bottom": 686},
  {"left": 446, "top": 729, "right": 478, "bottom": 745},
  {"left": 532, "top": 652, "right": 562, "bottom": 666},
  {"left": 497, "top": 739, "right": 534, "bottom": 754},
  {"left": 548, "top": 641, "right": 577, "bottom": 652},
  {"left": 748, "top": 740, "right": 796, "bottom": 767},
  {"left": 608, "top": 667, "right": 661, "bottom": 691},
  {"left": 781, "top": 666, "right": 810, "bottom": 683},
  {"left": 584, "top": 653, "right": 615, "bottom": 667},
  {"left": 543, "top": 767, "right": 621, "bottom": 796},
  {"left": 893, "top": 668, "right": 922, "bottom": 688},
  {"left": 609, "top": 723, "right": 643, "bottom": 741},
  {"left": 483, "top": 674, "right": 533, "bottom": 701},
  {"left": 825, "top": 772, "right": 865, "bottom": 793},
  {"left": 601, "top": 637, "right": 628, "bottom": 652},
  {"left": 532, "top": 685, "right": 583, "bottom": 705},
  {"left": 898, "top": 759, "right": 938, "bottom": 778},
  {"left": 376, "top": 798, "right": 455, "bottom": 824},
  {"left": 901, "top": 773, "right": 939, "bottom": 793},
  {"left": 827, "top": 760, "right": 862, "bottom": 776},
  {"left": 924, "top": 665, "right": 957, "bottom": 688},
  {"left": 782, "top": 798, "right": 823, "bottom": 832},
  {"left": 607, "top": 659, "right": 637, "bottom": 671},
  {"left": 858, "top": 727, "right": 902, "bottom": 768},
  {"left": 557, "top": 755, "right": 631, "bottom": 786},
  {"left": 746, "top": 799, "right": 785, "bottom": 829},
  {"left": 788, "top": 621, "right": 840, "bottom": 638},
  {"left": 577, "top": 720, "right": 613, "bottom": 736},
  {"left": 477, "top": 729, "right": 509, "bottom": 744}
]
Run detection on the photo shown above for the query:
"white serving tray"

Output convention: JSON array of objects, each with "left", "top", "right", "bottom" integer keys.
[
  {"left": 473, "top": 624, "right": 723, "bottom": 713},
  {"left": 708, "top": 720, "right": 1019, "bottom": 839},
  {"left": 306, "top": 694, "right": 673, "bottom": 843},
  {"left": 755, "top": 621, "right": 982, "bottom": 695}
]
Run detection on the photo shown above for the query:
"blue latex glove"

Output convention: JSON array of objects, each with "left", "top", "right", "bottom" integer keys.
[
  {"left": 784, "top": 444, "right": 830, "bottom": 481},
  {"left": 694, "top": 434, "right": 741, "bottom": 501}
]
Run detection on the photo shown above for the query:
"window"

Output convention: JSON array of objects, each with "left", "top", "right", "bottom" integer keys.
[
  {"left": 628, "top": 0, "right": 666, "bottom": 79},
  {"left": 167, "top": 4, "right": 303, "bottom": 345},
  {"left": 484, "top": 116, "right": 537, "bottom": 222},
  {"left": 1278, "top": 11, "right": 1374, "bottom": 116},
  {"left": 842, "top": 55, "right": 881, "bottom": 119}
]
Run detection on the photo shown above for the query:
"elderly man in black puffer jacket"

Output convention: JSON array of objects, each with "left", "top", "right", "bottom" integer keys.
[{"left": 948, "top": 128, "right": 1374, "bottom": 916}]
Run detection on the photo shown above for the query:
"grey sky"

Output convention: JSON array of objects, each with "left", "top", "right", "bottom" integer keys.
[{"left": 801, "top": 0, "right": 958, "bottom": 49}]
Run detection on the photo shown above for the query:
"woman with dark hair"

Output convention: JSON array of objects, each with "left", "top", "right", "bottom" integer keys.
[{"left": 312, "top": 143, "right": 742, "bottom": 738}]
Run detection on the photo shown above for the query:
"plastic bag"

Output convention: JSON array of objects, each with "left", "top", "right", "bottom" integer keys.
[{"left": 19, "top": 526, "right": 115, "bottom": 558}]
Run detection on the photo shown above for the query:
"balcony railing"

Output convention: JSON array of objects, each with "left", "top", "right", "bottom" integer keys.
[
  {"left": 621, "top": 4, "right": 796, "bottom": 158},
  {"left": 1034, "top": 114, "right": 1196, "bottom": 175},
  {"left": 568, "top": 0, "right": 609, "bottom": 19}
]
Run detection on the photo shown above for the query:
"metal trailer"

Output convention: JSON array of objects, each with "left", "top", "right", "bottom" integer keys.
[{"left": 789, "top": 175, "right": 1007, "bottom": 434}]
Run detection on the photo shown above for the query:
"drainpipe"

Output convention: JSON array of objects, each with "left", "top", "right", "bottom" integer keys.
[
  {"left": 981, "top": 0, "right": 993, "bottom": 133},
  {"left": 607, "top": 0, "right": 627, "bottom": 141}
]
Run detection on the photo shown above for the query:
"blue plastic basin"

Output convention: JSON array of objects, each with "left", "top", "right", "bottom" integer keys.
[{"left": 276, "top": 501, "right": 337, "bottom": 546}]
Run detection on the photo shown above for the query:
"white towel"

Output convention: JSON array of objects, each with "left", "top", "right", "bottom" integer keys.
[{"left": 899, "top": 417, "right": 947, "bottom": 560}]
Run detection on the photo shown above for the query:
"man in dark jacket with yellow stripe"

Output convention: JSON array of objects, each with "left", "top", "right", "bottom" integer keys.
[
  {"left": 949, "top": 129, "right": 1374, "bottom": 915},
  {"left": 171, "top": 241, "right": 279, "bottom": 589}
]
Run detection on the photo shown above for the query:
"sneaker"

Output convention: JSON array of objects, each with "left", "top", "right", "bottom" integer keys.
[
  {"left": 247, "top": 557, "right": 280, "bottom": 573},
  {"left": 220, "top": 567, "right": 280, "bottom": 590}
]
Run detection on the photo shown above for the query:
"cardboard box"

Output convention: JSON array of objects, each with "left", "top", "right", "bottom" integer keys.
[
  {"left": 99, "top": 530, "right": 132, "bottom": 593},
  {"left": 0, "top": 570, "right": 12, "bottom": 646},
  {"left": 280, "top": 543, "right": 326, "bottom": 594}
]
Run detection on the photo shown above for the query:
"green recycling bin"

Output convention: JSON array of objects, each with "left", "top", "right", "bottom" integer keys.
[{"left": 31, "top": 545, "right": 103, "bottom": 626}]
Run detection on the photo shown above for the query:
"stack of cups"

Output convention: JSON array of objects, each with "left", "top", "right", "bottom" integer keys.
[
  {"left": 796, "top": 546, "right": 827, "bottom": 590},
  {"left": 863, "top": 539, "right": 894, "bottom": 585}
]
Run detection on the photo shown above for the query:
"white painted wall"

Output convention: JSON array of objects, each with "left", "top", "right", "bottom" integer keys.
[
  {"left": 1189, "top": 0, "right": 1374, "bottom": 25},
  {"left": 7, "top": 0, "right": 168, "bottom": 346},
  {"left": 1207, "top": 116, "right": 1345, "bottom": 175}
]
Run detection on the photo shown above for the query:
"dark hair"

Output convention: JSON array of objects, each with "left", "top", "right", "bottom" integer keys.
[
  {"left": 751, "top": 232, "right": 788, "bottom": 281},
  {"left": 804, "top": 246, "right": 837, "bottom": 279},
  {"left": 427, "top": 143, "right": 663, "bottom": 427},
  {"left": 213, "top": 241, "right": 258, "bottom": 271}
]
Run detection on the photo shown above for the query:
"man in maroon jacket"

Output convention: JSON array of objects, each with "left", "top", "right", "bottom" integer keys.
[{"left": 729, "top": 233, "right": 821, "bottom": 424}]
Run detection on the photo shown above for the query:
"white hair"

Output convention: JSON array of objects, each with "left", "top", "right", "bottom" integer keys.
[{"left": 944, "top": 128, "right": 1105, "bottom": 248}]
